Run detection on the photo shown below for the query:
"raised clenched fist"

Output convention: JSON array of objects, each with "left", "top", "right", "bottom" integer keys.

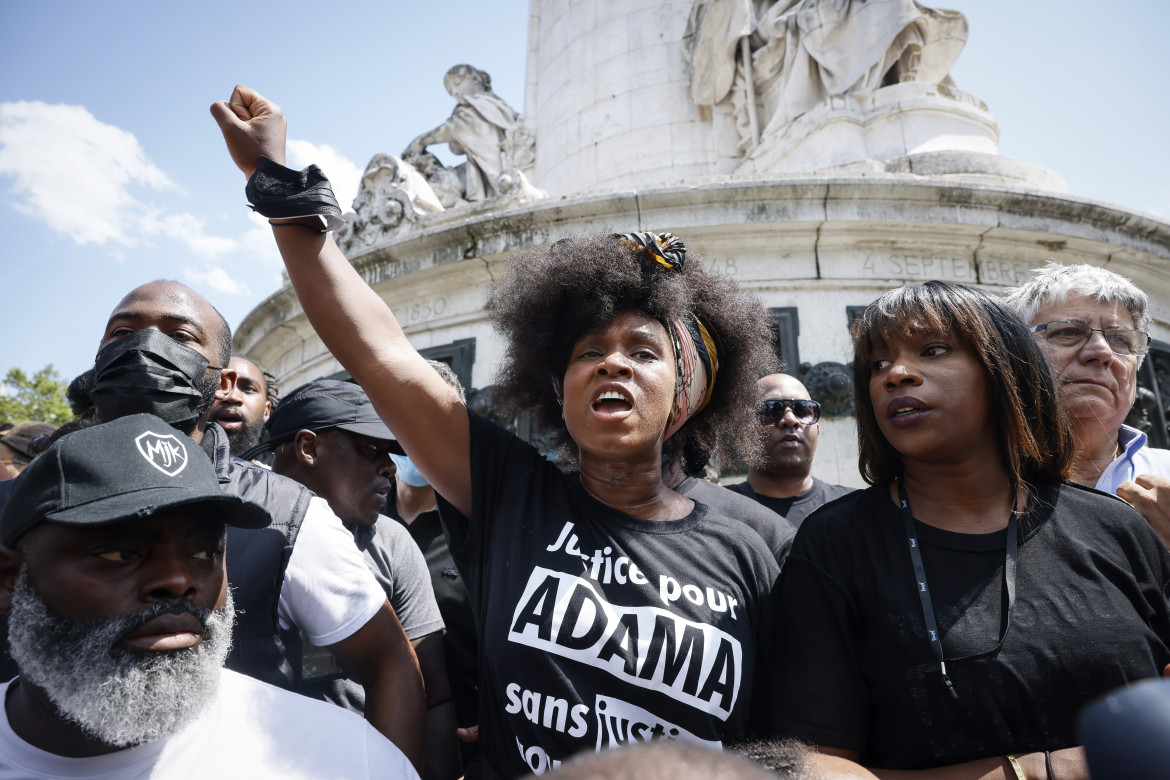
[{"left": 210, "top": 85, "right": 288, "bottom": 179}]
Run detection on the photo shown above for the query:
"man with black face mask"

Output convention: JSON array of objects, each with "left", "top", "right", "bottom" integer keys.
[
  {"left": 61, "top": 280, "right": 427, "bottom": 772},
  {"left": 90, "top": 328, "right": 226, "bottom": 434}
]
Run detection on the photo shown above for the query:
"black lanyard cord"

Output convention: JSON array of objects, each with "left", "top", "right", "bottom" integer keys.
[{"left": 897, "top": 478, "right": 1018, "bottom": 700}]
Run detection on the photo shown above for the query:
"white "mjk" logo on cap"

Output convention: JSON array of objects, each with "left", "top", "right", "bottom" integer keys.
[{"left": 135, "top": 432, "right": 188, "bottom": 477}]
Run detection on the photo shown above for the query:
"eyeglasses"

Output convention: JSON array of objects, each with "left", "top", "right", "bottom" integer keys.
[
  {"left": 334, "top": 430, "right": 396, "bottom": 462},
  {"left": 1029, "top": 320, "right": 1149, "bottom": 357},
  {"left": 760, "top": 399, "right": 821, "bottom": 427}
]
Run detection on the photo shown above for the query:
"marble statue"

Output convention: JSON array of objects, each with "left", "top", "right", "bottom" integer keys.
[
  {"left": 334, "top": 65, "right": 545, "bottom": 253},
  {"left": 685, "top": 0, "right": 760, "bottom": 108},
  {"left": 405, "top": 64, "right": 533, "bottom": 203},
  {"left": 335, "top": 154, "right": 442, "bottom": 252},
  {"left": 402, "top": 149, "right": 468, "bottom": 209},
  {"left": 686, "top": 0, "right": 968, "bottom": 154}
]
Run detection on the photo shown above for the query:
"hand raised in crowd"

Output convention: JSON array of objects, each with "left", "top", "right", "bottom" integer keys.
[
  {"left": 210, "top": 85, "right": 287, "bottom": 178},
  {"left": 1117, "top": 474, "right": 1170, "bottom": 549}
]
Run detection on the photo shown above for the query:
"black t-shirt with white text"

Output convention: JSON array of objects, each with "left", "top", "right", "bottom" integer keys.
[
  {"left": 772, "top": 481, "right": 1170, "bottom": 770},
  {"left": 437, "top": 411, "right": 779, "bottom": 779}
]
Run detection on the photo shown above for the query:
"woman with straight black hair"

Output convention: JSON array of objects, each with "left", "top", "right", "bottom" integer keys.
[{"left": 772, "top": 280, "right": 1170, "bottom": 779}]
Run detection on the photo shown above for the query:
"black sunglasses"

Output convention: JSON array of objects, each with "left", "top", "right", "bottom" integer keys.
[
  {"left": 334, "top": 430, "right": 397, "bottom": 462},
  {"left": 760, "top": 398, "right": 821, "bottom": 427}
]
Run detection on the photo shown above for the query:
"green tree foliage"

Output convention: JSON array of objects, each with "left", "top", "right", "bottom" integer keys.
[{"left": 0, "top": 365, "right": 73, "bottom": 426}]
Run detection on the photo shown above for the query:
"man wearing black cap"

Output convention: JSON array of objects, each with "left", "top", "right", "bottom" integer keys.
[
  {"left": 59, "top": 279, "right": 426, "bottom": 769},
  {"left": 0, "top": 414, "right": 418, "bottom": 778},
  {"left": 258, "top": 379, "right": 459, "bottom": 780}
]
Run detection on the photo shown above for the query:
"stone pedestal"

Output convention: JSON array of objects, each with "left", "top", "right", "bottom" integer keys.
[
  {"left": 235, "top": 176, "right": 1170, "bottom": 486},
  {"left": 737, "top": 83, "right": 992, "bottom": 173}
]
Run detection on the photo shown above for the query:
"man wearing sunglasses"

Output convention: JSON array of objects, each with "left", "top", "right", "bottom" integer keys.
[
  {"left": 1007, "top": 263, "right": 1170, "bottom": 549},
  {"left": 728, "top": 374, "right": 853, "bottom": 529},
  {"left": 259, "top": 379, "right": 461, "bottom": 780}
]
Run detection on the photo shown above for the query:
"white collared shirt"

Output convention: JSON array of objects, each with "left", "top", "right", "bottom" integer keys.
[{"left": 1095, "top": 424, "right": 1170, "bottom": 495}]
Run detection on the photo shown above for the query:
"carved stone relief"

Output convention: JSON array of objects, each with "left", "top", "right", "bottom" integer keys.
[
  {"left": 403, "top": 64, "right": 543, "bottom": 205},
  {"left": 336, "top": 65, "right": 545, "bottom": 254},
  {"left": 335, "top": 154, "right": 441, "bottom": 252},
  {"left": 801, "top": 361, "right": 855, "bottom": 418},
  {"left": 685, "top": 0, "right": 968, "bottom": 156}
]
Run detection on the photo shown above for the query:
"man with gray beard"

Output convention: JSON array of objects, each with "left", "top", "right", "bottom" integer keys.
[{"left": 0, "top": 414, "right": 418, "bottom": 779}]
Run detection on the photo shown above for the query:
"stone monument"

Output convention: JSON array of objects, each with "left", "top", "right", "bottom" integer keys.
[
  {"left": 684, "top": 0, "right": 1000, "bottom": 176},
  {"left": 235, "top": 0, "right": 1170, "bottom": 490},
  {"left": 334, "top": 63, "right": 545, "bottom": 256}
]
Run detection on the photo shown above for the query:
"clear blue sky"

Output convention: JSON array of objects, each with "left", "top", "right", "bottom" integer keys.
[{"left": 1, "top": 0, "right": 1167, "bottom": 387}]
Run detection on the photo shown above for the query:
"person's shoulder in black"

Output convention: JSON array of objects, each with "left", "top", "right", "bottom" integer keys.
[
  {"left": 726, "top": 479, "right": 753, "bottom": 499},
  {"left": 675, "top": 476, "right": 796, "bottom": 566},
  {"left": 775, "top": 479, "right": 1170, "bottom": 770},
  {"left": 727, "top": 477, "right": 856, "bottom": 530},
  {"left": 813, "top": 479, "right": 856, "bottom": 505},
  {"left": 782, "top": 484, "right": 879, "bottom": 565},
  {"left": 1036, "top": 480, "right": 1170, "bottom": 575}
]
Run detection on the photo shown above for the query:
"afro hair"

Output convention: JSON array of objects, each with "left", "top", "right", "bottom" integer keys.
[{"left": 484, "top": 232, "right": 780, "bottom": 472}]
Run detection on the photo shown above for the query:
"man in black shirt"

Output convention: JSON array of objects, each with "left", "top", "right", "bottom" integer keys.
[
  {"left": 260, "top": 379, "right": 458, "bottom": 780},
  {"left": 728, "top": 374, "right": 852, "bottom": 529},
  {"left": 667, "top": 468, "right": 795, "bottom": 566}
]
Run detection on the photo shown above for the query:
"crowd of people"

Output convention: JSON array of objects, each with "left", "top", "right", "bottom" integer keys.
[{"left": 0, "top": 83, "right": 1168, "bottom": 780}]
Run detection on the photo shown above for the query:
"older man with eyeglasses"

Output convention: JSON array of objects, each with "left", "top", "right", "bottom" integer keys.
[
  {"left": 1007, "top": 262, "right": 1170, "bottom": 547},
  {"left": 727, "top": 373, "right": 853, "bottom": 530}
]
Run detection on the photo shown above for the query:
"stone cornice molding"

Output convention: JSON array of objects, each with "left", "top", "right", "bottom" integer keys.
[{"left": 235, "top": 176, "right": 1170, "bottom": 360}]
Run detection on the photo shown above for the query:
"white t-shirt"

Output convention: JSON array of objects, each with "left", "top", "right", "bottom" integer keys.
[
  {"left": 277, "top": 497, "right": 386, "bottom": 646},
  {"left": 0, "top": 670, "right": 419, "bottom": 779}
]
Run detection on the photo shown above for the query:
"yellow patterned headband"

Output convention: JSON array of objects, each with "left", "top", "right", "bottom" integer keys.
[
  {"left": 614, "top": 231, "right": 686, "bottom": 272},
  {"left": 614, "top": 231, "right": 720, "bottom": 439}
]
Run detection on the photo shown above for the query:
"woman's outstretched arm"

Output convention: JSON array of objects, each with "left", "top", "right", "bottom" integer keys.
[{"left": 210, "top": 85, "right": 472, "bottom": 516}]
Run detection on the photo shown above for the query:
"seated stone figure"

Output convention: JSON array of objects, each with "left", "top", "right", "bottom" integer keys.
[{"left": 405, "top": 64, "right": 519, "bottom": 203}]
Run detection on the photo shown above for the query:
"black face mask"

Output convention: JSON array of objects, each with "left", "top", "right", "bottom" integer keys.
[{"left": 90, "top": 329, "right": 223, "bottom": 432}]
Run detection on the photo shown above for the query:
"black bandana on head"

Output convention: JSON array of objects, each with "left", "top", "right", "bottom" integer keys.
[{"left": 614, "top": 231, "right": 686, "bottom": 272}]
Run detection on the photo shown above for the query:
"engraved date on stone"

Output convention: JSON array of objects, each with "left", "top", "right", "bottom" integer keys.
[
  {"left": 862, "top": 256, "right": 973, "bottom": 280},
  {"left": 403, "top": 296, "right": 448, "bottom": 323},
  {"left": 704, "top": 257, "right": 739, "bottom": 276}
]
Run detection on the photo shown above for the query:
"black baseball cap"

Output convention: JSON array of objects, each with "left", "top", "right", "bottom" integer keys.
[
  {"left": 1, "top": 413, "right": 271, "bottom": 546},
  {"left": 243, "top": 379, "right": 403, "bottom": 458}
]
